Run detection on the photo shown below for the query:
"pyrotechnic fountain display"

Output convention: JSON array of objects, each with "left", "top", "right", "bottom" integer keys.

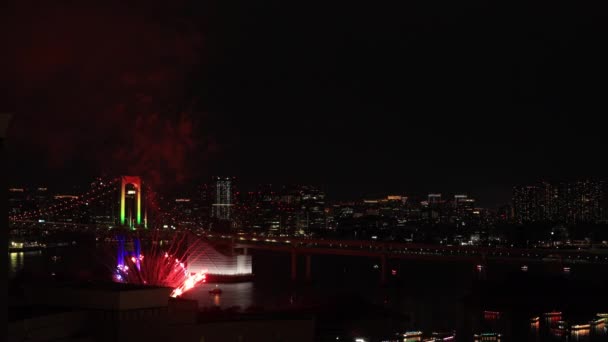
[
  {"left": 114, "top": 233, "right": 208, "bottom": 297},
  {"left": 113, "top": 231, "right": 252, "bottom": 297},
  {"left": 186, "top": 236, "right": 253, "bottom": 282}
]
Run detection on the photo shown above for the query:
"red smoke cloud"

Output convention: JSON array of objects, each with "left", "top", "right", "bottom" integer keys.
[{"left": 8, "top": 1, "right": 211, "bottom": 187}]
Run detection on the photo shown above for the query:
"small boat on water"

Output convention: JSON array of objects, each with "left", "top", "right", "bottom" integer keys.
[
  {"left": 543, "top": 311, "right": 562, "bottom": 317},
  {"left": 530, "top": 316, "right": 540, "bottom": 323},
  {"left": 209, "top": 288, "right": 222, "bottom": 295},
  {"left": 571, "top": 324, "right": 590, "bottom": 331}
]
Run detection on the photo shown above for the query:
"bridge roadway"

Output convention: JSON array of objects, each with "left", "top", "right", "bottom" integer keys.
[{"left": 208, "top": 234, "right": 608, "bottom": 283}]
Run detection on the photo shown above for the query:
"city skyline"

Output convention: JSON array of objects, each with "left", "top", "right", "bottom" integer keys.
[
  {"left": 9, "top": 175, "right": 606, "bottom": 223},
  {"left": 6, "top": 175, "right": 607, "bottom": 208}
]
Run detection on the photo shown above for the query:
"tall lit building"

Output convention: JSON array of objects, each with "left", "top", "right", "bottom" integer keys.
[
  {"left": 297, "top": 185, "right": 326, "bottom": 235},
  {"left": 88, "top": 178, "right": 116, "bottom": 225},
  {"left": 513, "top": 180, "right": 605, "bottom": 224},
  {"left": 428, "top": 193, "right": 442, "bottom": 206},
  {"left": 512, "top": 185, "right": 543, "bottom": 223},
  {"left": 557, "top": 180, "right": 604, "bottom": 224},
  {"left": 8, "top": 187, "right": 28, "bottom": 216},
  {"left": 211, "top": 177, "right": 235, "bottom": 221},
  {"left": 454, "top": 194, "right": 475, "bottom": 220},
  {"left": 540, "top": 181, "right": 559, "bottom": 222},
  {"left": 424, "top": 193, "right": 444, "bottom": 223}
]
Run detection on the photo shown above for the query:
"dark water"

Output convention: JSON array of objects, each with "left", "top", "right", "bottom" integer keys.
[{"left": 8, "top": 247, "right": 608, "bottom": 341}]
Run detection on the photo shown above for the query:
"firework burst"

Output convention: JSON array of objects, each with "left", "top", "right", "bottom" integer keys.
[{"left": 113, "top": 231, "right": 208, "bottom": 298}]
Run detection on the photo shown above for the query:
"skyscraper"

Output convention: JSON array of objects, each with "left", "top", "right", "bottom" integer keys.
[
  {"left": 425, "top": 193, "right": 443, "bottom": 222},
  {"left": 512, "top": 185, "right": 543, "bottom": 223},
  {"left": 557, "top": 180, "right": 605, "bottom": 224},
  {"left": 454, "top": 194, "right": 475, "bottom": 220},
  {"left": 513, "top": 180, "right": 605, "bottom": 224},
  {"left": 428, "top": 194, "right": 442, "bottom": 206},
  {"left": 211, "top": 177, "right": 235, "bottom": 221},
  {"left": 297, "top": 185, "right": 326, "bottom": 235}
]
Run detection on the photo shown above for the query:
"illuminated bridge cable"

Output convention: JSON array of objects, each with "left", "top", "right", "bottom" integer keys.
[{"left": 9, "top": 178, "right": 119, "bottom": 221}]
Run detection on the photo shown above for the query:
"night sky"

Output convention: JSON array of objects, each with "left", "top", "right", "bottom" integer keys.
[{"left": 6, "top": 1, "right": 608, "bottom": 206}]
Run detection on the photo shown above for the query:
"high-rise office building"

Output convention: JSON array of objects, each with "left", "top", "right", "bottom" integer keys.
[
  {"left": 88, "top": 179, "right": 116, "bottom": 225},
  {"left": 425, "top": 193, "right": 444, "bottom": 222},
  {"left": 211, "top": 177, "right": 235, "bottom": 221},
  {"left": 297, "top": 185, "right": 326, "bottom": 234},
  {"left": 513, "top": 180, "right": 605, "bottom": 224},
  {"left": 540, "top": 181, "right": 559, "bottom": 222},
  {"left": 557, "top": 180, "right": 604, "bottom": 224},
  {"left": 428, "top": 194, "right": 442, "bottom": 206},
  {"left": 512, "top": 185, "right": 543, "bottom": 223},
  {"left": 454, "top": 194, "right": 475, "bottom": 220}
]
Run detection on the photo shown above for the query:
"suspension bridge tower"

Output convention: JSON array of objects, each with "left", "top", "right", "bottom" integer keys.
[{"left": 119, "top": 176, "right": 146, "bottom": 229}]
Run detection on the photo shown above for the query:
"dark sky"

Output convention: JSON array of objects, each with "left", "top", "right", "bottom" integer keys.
[{"left": 6, "top": 0, "right": 608, "bottom": 206}]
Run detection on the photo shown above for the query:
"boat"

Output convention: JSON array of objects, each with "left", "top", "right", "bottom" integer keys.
[
  {"left": 209, "top": 288, "right": 223, "bottom": 295},
  {"left": 571, "top": 324, "right": 590, "bottom": 331},
  {"left": 543, "top": 311, "right": 562, "bottom": 317},
  {"left": 521, "top": 265, "right": 528, "bottom": 272},
  {"left": 431, "top": 331, "right": 456, "bottom": 341},
  {"left": 530, "top": 316, "right": 540, "bottom": 323},
  {"left": 403, "top": 331, "right": 423, "bottom": 342},
  {"left": 473, "top": 333, "right": 501, "bottom": 342},
  {"left": 592, "top": 313, "right": 608, "bottom": 324}
]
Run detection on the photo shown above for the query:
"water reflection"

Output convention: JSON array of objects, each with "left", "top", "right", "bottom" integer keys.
[
  {"left": 571, "top": 327, "right": 590, "bottom": 341},
  {"left": 592, "top": 322, "right": 606, "bottom": 338},
  {"left": 530, "top": 321, "right": 540, "bottom": 342},
  {"left": 10, "top": 252, "right": 24, "bottom": 276},
  {"left": 184, "top": 282, "right": 254, "bottom": 310}
]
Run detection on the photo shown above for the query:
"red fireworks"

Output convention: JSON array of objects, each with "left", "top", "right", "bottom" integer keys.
[{"left": 114, "top": 231, "right": 208, "bottom": 298}]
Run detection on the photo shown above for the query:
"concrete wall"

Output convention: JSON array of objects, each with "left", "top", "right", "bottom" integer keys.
[
  {"left": 169, "top": 319, "right": 315, "bottom": 342},
  {"left": 8, "top": 311, "right": 88, "bottom": 342},
  {"left": 168, "top": 297, "right": 199, "bottom": 324},
  {"left": 25, "top": 286, "right": 172, "bottom": 310}
]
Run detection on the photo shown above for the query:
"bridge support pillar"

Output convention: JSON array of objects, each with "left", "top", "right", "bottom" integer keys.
[
  {"left": 291, "top": 250, "right": 297, "bottom": 281},
  {"left": 305, "top": 255, "right": 311, "bottom": 281},
  {"left": 380, "top": 254, "right": 387, "bottom": 284}
]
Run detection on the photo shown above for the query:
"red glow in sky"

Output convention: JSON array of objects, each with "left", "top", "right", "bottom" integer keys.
[{"left": 8, "top": 2, "right": 211, "bottom": 186}]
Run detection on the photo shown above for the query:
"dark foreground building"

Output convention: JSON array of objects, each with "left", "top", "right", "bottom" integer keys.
[{"left": 8, "top": 282, "right": 314, "bottom": 342}]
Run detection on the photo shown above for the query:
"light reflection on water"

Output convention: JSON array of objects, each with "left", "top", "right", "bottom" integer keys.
[
  {"left": 532, "top": 318, "right": 607, "bottom": 342},
  {"left": 184, "top": 282, "right": 254, "bottom": 310},
  {"left": 9, "top": 251, "right": 43, "bottom": 277},
  {"left": 10, "top": 252, "right": 24, "bottom": 276}
]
